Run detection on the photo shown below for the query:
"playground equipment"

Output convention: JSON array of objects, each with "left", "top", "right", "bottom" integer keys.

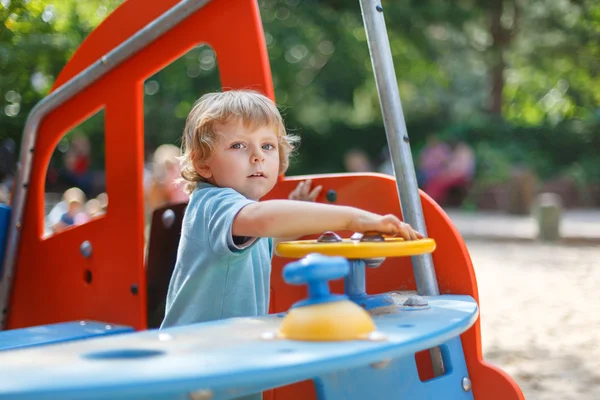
[{"left": 0, "top": 0, "right": 524, "bottom": 399}]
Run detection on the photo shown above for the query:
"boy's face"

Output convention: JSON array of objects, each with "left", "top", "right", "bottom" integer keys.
[{"left": 197, "top": 119, "right": 279, "bottom": 200}]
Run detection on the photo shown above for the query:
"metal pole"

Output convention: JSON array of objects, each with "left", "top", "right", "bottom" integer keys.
[
  {"left": 358, "top": 0, "right": 445, "bottom": 375},
  {"left": 0, "top": 0, "right": 214, "bottom": 330}
]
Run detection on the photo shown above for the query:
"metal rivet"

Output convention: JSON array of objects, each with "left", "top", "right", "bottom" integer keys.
[
  {"left": 376, "top": 5, "right": 383, "bottom": 12},
  {"left": 360, "top": 232, "right": 385, "bottom": 242},
  {"left": 326, "top": 189, "right": 337, "bottom": 203},
  {"left": 79, "top": 321, "right": 87, "bottom": 326},
  {"left": 462, "top": 377, "right": 472, "bottom": 391},
  {"left": 370, "top": 359, "right": 391, "bottom": 369},
  {"left": 403, "top": 135, "right": 410, "bottom": 143},
  {"left": 162, "top": 209, "right": 175, "bottom": 228},
  {"left": 403, "top": 295, "right": 428, "bottom": 307},
  {"left": 130, "top": 284, "right": 138, "bottom": 295},
  {"left": 15, "top": 222, "right": 21, "bottom": 229},
  {"left": 80, "top": 240, "right": 92, "bottom": 258},
  {"left": 189, "top": 389, "right": 213, "bottom": 400},
  {"left": 317, "top": 231, "right": 342, "bottom": 243},
  {"left": 101, "top": 55, "right": 108, "bottom": 64},
  {"left": 105, "top": 325, "right": 112, "bottom": 330}
]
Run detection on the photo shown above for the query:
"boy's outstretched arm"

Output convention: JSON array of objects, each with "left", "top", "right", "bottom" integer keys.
[{"left": 233, "top": 200, "right": 423, "bottom": 241}]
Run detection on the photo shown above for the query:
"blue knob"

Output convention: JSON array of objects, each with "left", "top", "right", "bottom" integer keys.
[{"left": 283, "top": 253, "right": 349, "bottom": 307}]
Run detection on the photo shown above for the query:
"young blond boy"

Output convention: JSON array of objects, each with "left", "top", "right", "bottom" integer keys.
[{"left": 161, "top": 90, "right": 422, "bottom": 328}]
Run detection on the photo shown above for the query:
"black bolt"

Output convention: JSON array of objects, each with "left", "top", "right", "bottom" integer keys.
[
  {"left": 29, "top": 147, "right": 34, "bottom": 153},
  {"left": 22, "top": 183, "right": 28, "bottom": 188},
  {"left": 376, "top": 5, "right": 383, "bottom": 12},
  {"left": 403, "top": 135, "right": 410, "bottom": 143},
  {"left": 131, "top": 284, "right": 139, "bottom": 295},
  {"left": 84, "top": 269, "right": 93, "bottom": 284},
  {"left": 326, "top": 189, "right": 337, "bottom": 203}
]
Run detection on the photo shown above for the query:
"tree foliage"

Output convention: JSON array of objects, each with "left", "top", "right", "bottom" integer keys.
[{"left": 1, "top": 0, "right": 599, "bottom": 184}]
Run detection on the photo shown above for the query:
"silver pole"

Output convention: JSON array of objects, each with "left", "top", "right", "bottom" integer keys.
[
  {"left": 358, "top": 1, "right": 439, "bottom": 296},
  {"left": 0, "top": 0, "right": 214, "bottom": 330},
  {"left": 358, "top": 0, "right": 445, "bottom": 375}
]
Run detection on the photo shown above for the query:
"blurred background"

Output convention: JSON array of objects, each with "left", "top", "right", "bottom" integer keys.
[
  {"left": 1, "top": 2, "right": 599, "bottom": 399},
  {"left": 1, "top": 0, "right": 599, "bottom": 213}
]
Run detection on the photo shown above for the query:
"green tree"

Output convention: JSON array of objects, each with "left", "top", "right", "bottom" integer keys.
[{"left": 2, "top": 0, "right": 599, "bottom": 186}]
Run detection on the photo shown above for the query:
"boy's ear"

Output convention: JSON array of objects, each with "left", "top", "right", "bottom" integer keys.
[
  {"left": 196, "top": 165, "right": 212, "bottom": 179},
  {"left": 191, "top": 154, "right": 212, "bottom": 179}
]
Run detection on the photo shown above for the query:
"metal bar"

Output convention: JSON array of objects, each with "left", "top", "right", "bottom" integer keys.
[
  {"left": 344, "top": 260, "right": 367, "bottom": 298},
  {"left": 0, "top": 0, "right": 214, "bottom": 330},
  {"left": 358, "top": 0, "right": 445, "bottom": 375},
  {"left": 357, "top": 1, "right": 439, "bottom": 296}
]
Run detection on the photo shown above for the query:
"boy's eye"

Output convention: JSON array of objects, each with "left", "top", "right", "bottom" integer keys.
[
  {"left": 262, "top": 144, "right": 275, "bottom": 150},
  {"left": 231, "top": 143, "right": 245, "bottom": 149}
]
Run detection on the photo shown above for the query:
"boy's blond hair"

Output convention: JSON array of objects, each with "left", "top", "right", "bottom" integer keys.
[{"left": 180, "top": 90, "right": 298, "bottom": 194}]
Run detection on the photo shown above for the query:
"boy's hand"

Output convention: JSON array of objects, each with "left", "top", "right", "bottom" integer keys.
[
  {"left": 288, "top": 179, "right": 323, "bottom": 202},
  {"left": 349, "top": 211, "right": 423, "bottom": 241}
]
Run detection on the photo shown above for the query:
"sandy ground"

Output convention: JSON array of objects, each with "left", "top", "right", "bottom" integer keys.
[{"left": 467, "top": 239, "right": 600, "bottom": 400}]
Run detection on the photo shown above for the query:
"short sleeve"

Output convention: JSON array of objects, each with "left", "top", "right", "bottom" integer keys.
[{"left": 203, "top": 188, "right": 257, "bottom": 255}]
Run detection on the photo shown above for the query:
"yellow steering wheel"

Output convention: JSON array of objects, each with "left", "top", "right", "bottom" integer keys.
[{"left": 276, "top": 231, "right": 436, "bottom": 259}]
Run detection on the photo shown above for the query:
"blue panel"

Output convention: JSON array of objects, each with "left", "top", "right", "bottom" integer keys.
[
  {"left": 0, "top": 295, "right": 477, "bottom": 400},
  {"left": 314, "top": 337, "right": 474, "bottom": 400},
  {"left": 0, "top": 203, "right": 11, "bottom": 276},
  {"left": 0, "top": 320, "right": 134, "bottom": 351}
]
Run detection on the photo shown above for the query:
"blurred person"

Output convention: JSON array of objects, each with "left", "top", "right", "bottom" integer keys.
[
  {"left": 96, "top": 192, "right": 108, "bottom": 214},
  {"left": 46, "top": 187, "right": 86, "bottom": 233},
  {"left": 423, "top": 139, "right": 475, "bottom": 205},
  {"left": 378, "top": 147, "right": 394, "bottom": 176},
  {"left": 417, "top": 135, "right": 452, "bottom": 187},
  {"left": 52, "top": 192, "right": 84, "bottom": 233},
  {"left": 147, "top": 144, "right": 189, "bottom": 211},
  {"left": 62, "top": 135, "right": 92, "bottom": 195},
  {"left": 344, "top": 148, "right": 373, "bottom": 173},
  {"left": 74, "top": 198, "right": 103, "bottom": 225}
]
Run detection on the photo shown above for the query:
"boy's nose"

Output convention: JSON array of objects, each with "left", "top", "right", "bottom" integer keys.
[{"left": 250, "top": 152, "right": 264, "bottom": 163}]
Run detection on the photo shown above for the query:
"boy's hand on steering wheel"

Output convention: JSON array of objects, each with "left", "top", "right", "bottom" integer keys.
[
  {"left": 288, "top": 179, "right": 323, "bottom": 202},
  {"left": 349, "top": 212, "right": 423, "bottom": 241}
]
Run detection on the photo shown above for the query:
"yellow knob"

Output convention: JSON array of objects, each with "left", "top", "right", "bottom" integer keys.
[{"left": 278, "top": 300, "right": 376, "bottom": 341}]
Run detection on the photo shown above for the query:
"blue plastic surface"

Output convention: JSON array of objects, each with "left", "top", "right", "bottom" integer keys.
[
  {"left": 0, "top": 295, "right": 478, "bottom": 400},
  {"left": 315, "top": 337, "right": 474, "bottom": 400},
  {"left": 0, "top": 320, "right": 134, "bottom": 351},
  {"left": 0, "top": 203, "right": 11, "bottom": 276},
  {"left": 284, "top": 253, "right": 349, "bottom": 307}
]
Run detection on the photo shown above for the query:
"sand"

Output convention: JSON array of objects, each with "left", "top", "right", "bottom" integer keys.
[{"left": 468, "top": 240, "right": 600, "bottom": 400}]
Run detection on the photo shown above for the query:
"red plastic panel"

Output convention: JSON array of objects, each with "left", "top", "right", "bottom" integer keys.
[
  {"left": 265, "top": 174, "right": 524, "bottom": 400},
  {"left": 9, "top": 0, "right": 273, "bottom": 331}
]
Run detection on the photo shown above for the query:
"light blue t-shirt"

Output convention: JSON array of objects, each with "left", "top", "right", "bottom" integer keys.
[{"left": 161, "top": 182, "right": 273, "bottom": 328}]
